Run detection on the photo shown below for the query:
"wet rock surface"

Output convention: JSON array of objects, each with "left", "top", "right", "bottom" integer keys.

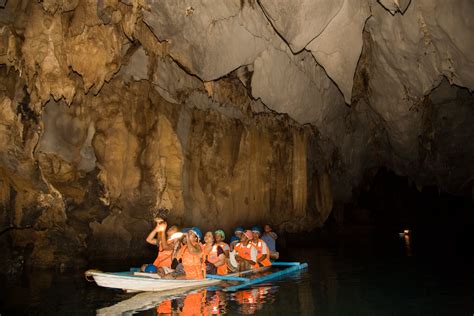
[{"left": 0, "top": 0, "right": 472, "bottom": 267}]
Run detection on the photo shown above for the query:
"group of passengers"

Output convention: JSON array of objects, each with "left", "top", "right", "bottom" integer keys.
[{"left": 142, "top": 218, "right": 279, "bottom": 280}]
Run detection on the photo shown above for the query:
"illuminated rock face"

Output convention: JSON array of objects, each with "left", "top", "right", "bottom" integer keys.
[{"left": 0, "top": 0, "right": 473, "bottom": 267}]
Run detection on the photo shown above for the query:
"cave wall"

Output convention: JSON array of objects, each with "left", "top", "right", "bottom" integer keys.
[{"left": 0, "top": 0, "right": 472, "bottom": 267}]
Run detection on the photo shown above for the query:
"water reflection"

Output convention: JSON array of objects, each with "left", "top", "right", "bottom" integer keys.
[
  {"left": 232, "top": 286, "right": 276, "bottom": 314},
  {"left": 98, "top": 285, "right": 280, "bottom": 315},
  {"left": 3, "top": 228, "right": 474, "bottom": 315},
  {"left": 296, "top": 281, "right": 315, "bottom": 316},
  {"left": 96, "top": 267, "right": 292, "bottom": 315},
  {"left": 403, "top": 230, "right": 413, "bottom": 256}
]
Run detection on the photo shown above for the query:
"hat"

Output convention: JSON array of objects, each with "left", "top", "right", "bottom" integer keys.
[
  {"left": 144, "top": 264, "right": 158, "bottom": 273},
  {"left": 214, "top": 229, "right": 225, "bottom": 240},
  {"left": 229, "top": 236, "right": 239, "bottom": 243},
  {"left": 251, "top": 226, "right": 262, "bottom": 234},
  {"left": 182, "top": 227, "right": 191, "bottom": 233},
  {"left": 234, "top": 227, "right": 244, "bottom": 233},
  {"left": 244, "top": 230, "right": 253, "bottom": 240},
  {"left": 169, "top": 232, "right": 184, "bottom": 241},
  {"left": 189, "top": 227, "right": 203, "bottom": 240}
]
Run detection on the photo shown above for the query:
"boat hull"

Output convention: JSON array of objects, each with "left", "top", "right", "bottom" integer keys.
[
  {"left": 86, "top": 264, "right": 292, "bottom": 293},
  {"left": 89, "top": 271, "right": 220, "bottom": 292}
]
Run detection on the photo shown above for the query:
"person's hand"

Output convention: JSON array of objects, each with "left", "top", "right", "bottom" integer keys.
[
  {"left": 156, "top": 221, "right": 167, "bottom": 232},
  {"left": 154, "top": 217, "right": 163, "bottom": 230}
]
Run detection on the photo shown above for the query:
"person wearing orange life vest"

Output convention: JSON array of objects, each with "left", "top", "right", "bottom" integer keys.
[
  {"left": 251, "top": 226, "right": 272, "bottom": 267},
  {"left": 178, "top": 226, "right": 205, "bottom": 279},
  {"left": 234, "top": 230, "right": 258, "bottom": 271},
  {"left": 214, "top": 229, "right": 230, "bottom": 257},
  {"left": 202, "top": 231, "right": 228, "bottom": 275},
  {"left": 161, "top": 228, "right": 190, "bottom": 279},
  {"left": 142, "top": 217, "right": 178, "bottom": 271},
  {"left": 229, "top": 227, "right": 244, "bottom": 251}
]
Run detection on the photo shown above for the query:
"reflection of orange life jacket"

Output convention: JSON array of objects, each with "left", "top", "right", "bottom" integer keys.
[
  {"left": 234, "top": 242, "right": 258, "bottom": 269},
  {"left": 181, "top": 245, "right": 205, "bottom": 279},
  {"left": 257, "top": 287, "right": 270, "bottom": 304},
  {"left": 235, "top": 290, "right": 254, "bottom": 304},
  {"left": 182, "top": 290, "right": 208, "bottom": 316},
  {"left": 238, "top": 289, "right": 260, "bottom": 314},
  {"left": 206, "top": 244, "right": 228, "bottom": 275},
  {"left": 156, "top": 299, "right": 171, "bottom": 314},
  {"left": 209, "top": 292, "right": 221, "bottom": 315},
  {"left": 153, "top": 241, "right": 173, "bottom": 267},
  {"left": 252, "top": 239, "right": 272, "bottom": 267}
]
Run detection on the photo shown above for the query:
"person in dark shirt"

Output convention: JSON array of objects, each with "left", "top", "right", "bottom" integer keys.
[{"left": 261, "top": 224, "right": 279, "bottom": 259}]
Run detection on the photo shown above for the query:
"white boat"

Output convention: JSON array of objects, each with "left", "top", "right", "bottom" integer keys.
[
  {"left": 85, "top": 267, "right": 269, "bottom": 292},
  {"left": 86, "top": 271, "right": 220, "bottom": 292}
]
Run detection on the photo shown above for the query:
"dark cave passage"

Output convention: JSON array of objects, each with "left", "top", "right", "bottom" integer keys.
[{"left": 352, "top": 168, "right": 474, "bottom": 258}]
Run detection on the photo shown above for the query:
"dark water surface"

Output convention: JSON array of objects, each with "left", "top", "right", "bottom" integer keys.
[{"left": 1, "top": 228, "right": 473, "bottom": 315}]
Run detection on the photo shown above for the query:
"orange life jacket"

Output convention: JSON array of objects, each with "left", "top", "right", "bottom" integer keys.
[
  {"left": 251, "top": 239, "right": 272, "bottom": 267},
  {"left": 202, "top": 243, "right": 212, "bottom": 257},
  {"left": 153, "top": 241, "right": 173, "bottom": 267},
  {"left": 216, "top": 241, "right": 230, "bottom": 253},
  {"left": 153, "top": 250, "right": 173, "bottom": 268},
  {"left": 175, "top": 242, "right": 186, "bottom": 260},
  {"left": 181, "top": 245, "right": 205, "bottom": 279},
  {"left": 206, "top": 244, "right": 228, "bottom": 275},
  {"left": 234, "top": 242, "right": 258, "bottom": 269}
]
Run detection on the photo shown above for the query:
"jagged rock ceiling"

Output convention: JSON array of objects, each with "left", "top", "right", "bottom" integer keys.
[{"left": 0, "top": 0, "right": 472, "bottom": 267}]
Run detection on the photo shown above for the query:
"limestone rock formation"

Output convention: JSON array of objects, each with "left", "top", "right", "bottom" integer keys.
[
  {"left": 0, "top": 0, "right": 472, "bottom": 268},
  {"left": 251, "top": 45, "right": 345, "bottom": 126}
]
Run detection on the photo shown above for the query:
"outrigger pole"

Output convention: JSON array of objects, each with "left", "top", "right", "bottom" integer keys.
[{"left": 210, "top": 262, "right": 308, "bottom": 292}]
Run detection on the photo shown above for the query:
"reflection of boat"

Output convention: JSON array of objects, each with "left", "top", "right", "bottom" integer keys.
[{"left": 96, "top": 288, "right": 197, "bottom": 315}]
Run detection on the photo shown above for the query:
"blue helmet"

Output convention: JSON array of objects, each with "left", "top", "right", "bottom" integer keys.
[
  {"left": 189, "top": 226, "right": 203, "bottom": 240},
  {"left": 234, "top": 226, "right": 244, "bottom": 233},
  {"left": 144, "top": 264, "right": 158, "bottom": 273},
  {"left": 229, "top": 236, "right": 239, "bottom": 243},
  {"left": 182, "top": 227, "right": 191, "bottom": 233},
  {"left": 251, "top": 226, "right": 262, "bottom": 234}
]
